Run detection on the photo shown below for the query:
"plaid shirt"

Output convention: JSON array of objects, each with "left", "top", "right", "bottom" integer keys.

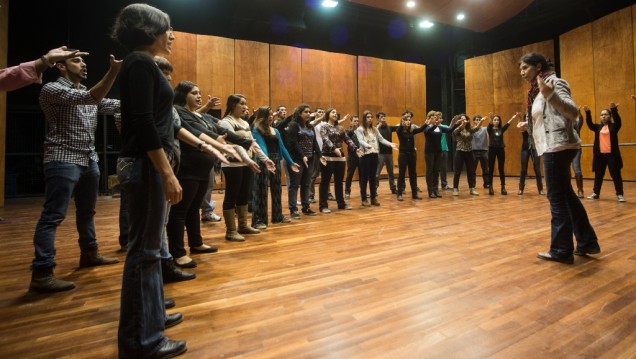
[{"left": 39, "top": 77, "right": 120, "bottom": 165}]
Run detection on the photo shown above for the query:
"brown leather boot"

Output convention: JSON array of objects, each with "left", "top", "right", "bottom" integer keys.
[
  {"left": 223, "top": 209, "right": 245, "bottom": 241},
  {"left": 79, "top": 248, "right": 119, "bottom": 268},
  {"left": 29, "top": 267, "right": 75, "bottom": 292},
  {"left": 237, "top": 205, "right": 260, "bottom": 235},
  {"left": 575, "top": 174, "right": 584, "bottom": 198}
]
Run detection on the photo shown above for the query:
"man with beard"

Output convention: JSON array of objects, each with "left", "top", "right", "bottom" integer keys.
[{"left": 30, "top": 55, "right": 121, "bottom": 292}]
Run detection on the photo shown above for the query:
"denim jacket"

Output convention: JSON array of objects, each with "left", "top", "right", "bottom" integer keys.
[{"left": 530, "top": 73, "right": 580, "bottom": 156}]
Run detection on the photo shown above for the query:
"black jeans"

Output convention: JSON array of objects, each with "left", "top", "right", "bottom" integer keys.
[
  {"left": 320, "top": 159, "right": 346, "bottom": 209},
  {"left": 472, "top": 150, "right": 489, "bottom": 187},
  {"left": 520, "top": 146, "right": 543, "bottom": 190},
  {"left": 288, "top": 156, "right": 315, "bottom": 212},
  {"left": 425, "top": 152, "right": 441, "bottom": 195},
  {"left": 488, "top": 147, "right": 506, "bottom": 187},
  {"left": 453, "top": 150, "right": 476, "bottom": 189},
  {"left": 222, "top": 166, "right": 253, "bottom": 210},
  {"left": 592, "top": 153, "right": 624, "bottom": 196},
  {"left": 345, "top": 155, "right": 359, "bottom": 194},
  {"left": 166, "top": 177, "right": 209, "bottom": 258},
  {"left": 359, "top": 153, "right": 378, "bottom": 200},
  {"left": 398, "top": 152, "right": 418, "bottom": 196}
]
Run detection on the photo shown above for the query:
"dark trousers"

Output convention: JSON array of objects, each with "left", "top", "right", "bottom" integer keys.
[
  {"left": 320, "top": 160, "right": 346, "bottom": 209},
  {"left": 425, "top": 152, "right": 441, "bottom": 195},
  {"left": 520, "top": 147, "right": 543, "bottom": 190},
  {"left": 453, "top": 150, "right": 476, "bottom": 189},
  {"left": 118, "top": 156, "right": 166, "bottom": 358},
  {"left": 345, "top": 155, "right": 359, "bottom": 194},
  {"left": 359, "top": 153, "right": 378, "bottom": 200},
  {"left": 488, "top": 147, "right": 506, "bottom": 187},
  {"left": 222, "top": 166, "right": 253, "bottom": 210},
  {"left": 543, "top": 149, "right": 600, "bottom": 258},
  {"left": 288, "top": 156, "right": 315, "bottom": 212},
  {"left": 376, "top": 153, "right": 396, "bottom": 191},
  {"left": 166, "top": 177, "right": 209, "bottom": 258},
  {"left": 252, "top": 154, "right": 285, "bottom": 225},
  {"left": 592, "top": 153, "right": 624, "bottom": 196},
  {"left": 439, "top": 151, "right": 448, "bottom": 188},
  {"left": 472, "top": 150, "right": 489, "bottom": 187},
  {"left": 398, "top": 152, "right": 418, "bottom": 196}
]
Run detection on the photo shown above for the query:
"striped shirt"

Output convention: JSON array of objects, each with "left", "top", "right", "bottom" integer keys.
[{"left": 39, "top": 77, "right": 120, "bottom": 165}]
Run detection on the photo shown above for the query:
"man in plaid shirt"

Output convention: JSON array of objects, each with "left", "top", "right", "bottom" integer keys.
[{"left": 30, "top": 54, "right": 122, "bottom": 293}]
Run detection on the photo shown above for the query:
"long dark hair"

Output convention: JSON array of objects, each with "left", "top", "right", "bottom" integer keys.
[
  {"left": 173, "top": 81, "right": 196, "bottom": 107},
  {"left": 111, "top": 4, "right": 171, "bottom": 52},
  {"left": 254, "top": 106, "right": 273, "bottom": 135},
  {"left": 292, "top": 104, "right": 311, "bottom": 128},
  {"left": 223, "top": 94, "right": 246, "bottom": 118}
]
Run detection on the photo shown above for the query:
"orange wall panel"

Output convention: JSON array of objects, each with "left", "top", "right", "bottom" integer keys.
[
  {"left": 329, "top": 52, "right": 358, "bottom": 120},
  {"left": 235, "top": 40, "right": 270, "bottom": 110},
  {"left": 382, "top": 59, "right": 406, "bottom": 117},
  {"left": 301, "top": 48, "right": 331, "bottom": 110},
  {"left": 167, "top": 31, "right": 197, "bottom": 87},
  {"left": 270, "top": 45, "right": 302, "bottom": 112},
  {"left": 357, "top": 56, "right": 383, "bottom": 116},
  {"left": 197, "top": 35, "right": 235, "bottom": 112}
]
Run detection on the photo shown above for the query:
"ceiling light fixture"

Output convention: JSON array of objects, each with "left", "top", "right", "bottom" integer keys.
[
  {"left": 322, "top": 0, "right": 338, "bottom": 8},
  {"left": 419, "top": 20, "right": 434, "bottom": 28},
  {"left": 406, "top": 1, "right": 416, "bottom": 8},
  {"left": 456, "top": 13, "right": 465, "bottom": 21}
]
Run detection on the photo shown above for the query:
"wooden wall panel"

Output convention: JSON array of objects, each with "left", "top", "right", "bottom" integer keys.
[
  {"left": 167, "top": 31, "right": 197, "bottom": 87},
  {"left": 465, "top": 54, "right": 494, "bottom": 118},
  {"left": 405, "top": 63, "right": 427, "bottom": 177},
  {"left": 593, "top": 7, "right": 635, "bottom": 181},
  {"left": 382, "top": 59, "right": 406, "bottom": 117},
  {"left": 492, "top": 48, "right": 524, "bottom": 178},
  {"left": 235, "top": 40, "right": 270, "bottom": 110},
  {"left": 560, "top": 23, "right": 595, "bottom": 179},
  {"left": 270, "top": 45, "right": 302, "bottom": 112},
  {"left": 357, "top": 56, "right": 384, "bottom": 116},
  {"left": 301, "top": 49, "right": 331, "bottom": 110},
  {"left": 328, "top": 52, "right": 357, "bottom": 120},
  {"left": 197, "top": 35, "right": 235, "bottom": 113}
]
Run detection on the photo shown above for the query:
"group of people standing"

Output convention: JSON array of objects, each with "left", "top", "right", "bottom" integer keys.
[{"left": 2, "top": 3, "right": 632, "bottom": 357}]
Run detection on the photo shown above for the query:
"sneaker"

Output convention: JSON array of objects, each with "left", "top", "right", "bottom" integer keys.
[
  {"left": 539, "top": 189, "right": 546, "bottom": 196},
  {"left": 618, "top": 195, "right": 626, "bottom": 202},
  {"left": 361, "top": 200, "right": 371, "bottom": 207},
  {"left": 453, "top": 189, "right": 459, "bottom": 196},
  {"left": 308, "top": 197, "right": 316, "bottom": 204},
  {"left": 587, "top": 193, "right": 599, "bottom": 200},
  {"left": 302, "top": 208, "right": 317, "bottom": 216},
  {"left": 470, "top": 188, "right": 479, "bottom": 196},
  {"left": 320, "top": 208, "right": 332, "bottom": 214},
  {"left": 201, "top": 211, "right": 221, "bottom": 222},
  {"left": 253, "top": 222, "right": 268, "bottom": 230},
  {"left": 371, "top": 198, "right": 380, "bottom": 206},
  {"left": 290, "top": 211, "right": 301, "bottom": 219},
  {"left": 397, "top": 194, "right": 404, "bottom": 201},
  {"left": 338, "top": 204, "right": 353, "bottom": 210},
  {"left": 328, "top": 194, "right": 335, "bottom": 201},
  {"left": 345, "top": 192, "right": 350, "bottom": 199},
  {"left": 175, "top": 255, "right": 197, "bottom": 268}
]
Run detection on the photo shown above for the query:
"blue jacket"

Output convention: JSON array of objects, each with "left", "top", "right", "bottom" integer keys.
[{"left": 252, "top": 127, "right": 296, "bottom": 165}]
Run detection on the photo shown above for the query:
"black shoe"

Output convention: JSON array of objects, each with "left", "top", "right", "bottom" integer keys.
[
  {"left": 290, "top": 211, "right": 301, "bottom": 219},
  {"left": 150, "top": 338, "right": 187, "bottom": 359},
  {"left": 162, "top": 260, "right": 196, "bottom": 283},
  {"left": 434, "top": 190, "right": 442, "bottom": 198},
  {"left": 117, "top": 245, "right": 128, "bottom": 253},
  {"left": 371, "top": 198, "right": 381, "bottom": 206},
  {"left": 165, "top": 312, "right": 184, "bottom": 329},
  {"left": 536, "top": 252, "right": 574, "bottom": 264},
  {"left": 429, "top": 193, "right": 437, "bottom": 198},
  {"left": 190, "top": 245, "right": 218, "bottom": 254},
  {"left": 489, "top": 187, "right": 495, "bottom": 195},
  {"left": 302, "top": 208, "right": 317, "bottom": 216},
  {"left": 574, "top": 247, "right": 601, "bottom": 256},
  {"left": 165, "top": 298, "right": 176, "bottom": 309},
  {"left": 79, "top": 248, "right": 119, "bottom": 268},
  {"left": 391, "top": 189, "right": 397, "bottom": 194},
  {"left": 412, "top": 194, "right": 423, "bottom": 200},
  {"left": 308, "top": 197, "right": 316, "bottom": 203}
]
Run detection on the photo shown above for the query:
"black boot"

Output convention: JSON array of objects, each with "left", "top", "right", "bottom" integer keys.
[
  {"left": 79, "top": 248, "right": 119, "bottom": 268},
  {"left": 162, "top": 259, "right": 196, "bottom": 283},
  {"left": 29, "top": 267, "right": 76, "bottom": 293}
]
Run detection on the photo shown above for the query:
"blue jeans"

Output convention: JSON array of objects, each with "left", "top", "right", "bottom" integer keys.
[
  {"left": 118, "top": 156, "right": 167, "bottom": 358},
  {"left": 543, "top": 150, "right": 600, "bottom": 258},
  {"left": 32, "top": 160, "right": 99, "bottom": 269}
]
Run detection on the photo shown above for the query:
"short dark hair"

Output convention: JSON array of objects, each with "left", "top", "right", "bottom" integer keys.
[
  {"left": 111, "top": 4, "right": 171, "bottom": 52},
  {"left": 376, "top": 111, "right": 386, "bottom": 119},
  {"left": 154, "top": 56, "right": 173, "bottom": 74},
  {"left": 173, "top": 81, "right": 197, "bottom": 107},
  {"left": 520, "top": 52, "right": 550, "bottom": 72}
]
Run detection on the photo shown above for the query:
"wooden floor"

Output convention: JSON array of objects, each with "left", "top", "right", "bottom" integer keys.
[{"left": 1, "top": 177, "right": 635, "bottom": 358}]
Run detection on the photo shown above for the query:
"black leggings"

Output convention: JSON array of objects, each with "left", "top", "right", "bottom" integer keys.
[
  {"left": 222, "top": 166, "right": 253, "bottom": 210},
  {"left": 453, "top": 150, "right": 476, "bottom": 189},
  {"left": 488, "top": 147, "right": 506, "bottom": 186}
]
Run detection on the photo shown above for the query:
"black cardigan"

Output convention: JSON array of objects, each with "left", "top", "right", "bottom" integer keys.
[{"left": 585, "top": 107, "right": 623, "bottom": 172}]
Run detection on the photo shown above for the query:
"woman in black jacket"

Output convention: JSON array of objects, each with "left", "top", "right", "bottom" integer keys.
[{"left": 584, "top": 103, "right": 625, "bottom": 202}]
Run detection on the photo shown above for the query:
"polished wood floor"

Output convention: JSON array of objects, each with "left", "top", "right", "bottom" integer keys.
[{"left": 1, "top": 177, "right": 635, "bottom": 358}]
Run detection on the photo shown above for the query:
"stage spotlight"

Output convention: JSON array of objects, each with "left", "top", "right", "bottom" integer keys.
[
  {"left": 322, "top": 0, "right": 338, "bottom": 8},
  {"left": 419, "top": 20, "right": 434, "bottom": 28}
]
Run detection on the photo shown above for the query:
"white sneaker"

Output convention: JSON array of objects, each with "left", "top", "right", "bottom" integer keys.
[
  {"left": 587, "top": 193, "right": 599, "bottom": 200},
  {"left": 618, "top": 195, "right": 626, "bottom": 202},
  {"left": 453, "top": 189, "right": 459, "bottom": 196}
]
